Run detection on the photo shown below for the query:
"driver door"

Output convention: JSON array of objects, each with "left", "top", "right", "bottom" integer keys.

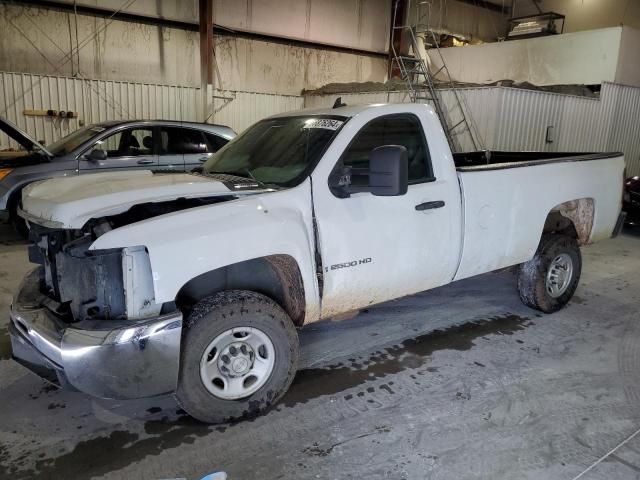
[
  {"left": 79, "top": 127, "right": 158, "bottom": 172},
  {"left": 312, "top": 113, "right": 461, "bottom": 318}
]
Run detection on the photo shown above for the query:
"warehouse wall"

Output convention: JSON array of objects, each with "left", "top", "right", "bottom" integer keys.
[
  {"left": 615, "top": 26, "right": 640, "bottom": 87},
  {"left": 43, "top": 0, "right": 391, "bottom": 53},
  {"left": 0, "top": 70, "right": 303, "bottom": 149},
  {"left": 0, "top": 3, "right": 388, "bottom": 95},
  {"left": 5, "top": 68, "right": 640, "bottom": 177},
  {"left": 429, "top": 27, "right": 622, "bottom": 86},
  {"left": 304, "top": 82, "right": 640, "bottom": 176}
]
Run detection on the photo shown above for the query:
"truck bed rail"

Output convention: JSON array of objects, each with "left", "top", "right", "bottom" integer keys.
[{"left": 454, "top": 151, "right": 622, "bottom": 172}]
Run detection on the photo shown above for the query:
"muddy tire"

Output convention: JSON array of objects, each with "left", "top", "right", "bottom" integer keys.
[
  {"left": 176, "top": 290, "right": 299, "bottom": 424},
  {"left": 517, "top": 234, "right": 582, "bottom": 313}
]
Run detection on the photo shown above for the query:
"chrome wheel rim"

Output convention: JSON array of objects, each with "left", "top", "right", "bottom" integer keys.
[
  {"left": 199, "top": 327, "right": 275, "bottom": 400},
  {"left": 546, "top": 253, "right": 574, "bottom": 298}
]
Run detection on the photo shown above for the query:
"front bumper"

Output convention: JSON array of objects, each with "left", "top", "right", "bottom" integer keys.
[{"left": 9, "top": 268, "right": 183, "bottom": 399}]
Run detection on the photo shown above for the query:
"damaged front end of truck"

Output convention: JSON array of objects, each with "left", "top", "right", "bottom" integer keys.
[
  {"left": 10, "top": 220, "right": 182, "bottom": 399},
  {"left": 9, "top": 178, "right": 251, "bottom": 399}
]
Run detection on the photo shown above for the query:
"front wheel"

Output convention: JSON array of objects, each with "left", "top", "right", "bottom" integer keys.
[
  {"left": 517, "top": 234, "right": 582, "bottom": 313},
  {"left": 176, "top": 290, "right": 299, "bottom": 424}
]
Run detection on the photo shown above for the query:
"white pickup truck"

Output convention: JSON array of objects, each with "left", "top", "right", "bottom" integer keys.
[{"left": 9, "top": 103, "right": 626, "bottom": 423}]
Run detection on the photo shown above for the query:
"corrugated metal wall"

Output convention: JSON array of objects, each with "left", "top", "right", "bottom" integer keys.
[
  {"left": 0, "top": 71, "right": 199, "bottom": 148},
  {"left": 211, "top": 90, "right": 303, "bottom": 134},
  {"left": 305, "top": 82, "right": 640, "bottom": 175},
  {"left": 3, "top": 69, "right": 640, "bottom": 176},
  {"left": 0, "top": 71, "right": 303, "bottom": 149}
]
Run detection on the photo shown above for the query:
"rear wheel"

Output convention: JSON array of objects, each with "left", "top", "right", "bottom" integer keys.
[
  {"left": 517, "top": 234, "right": 582, "bottom": 313},
  {"left": 176, "top": 290, "right": 299, "bottom": 424}
]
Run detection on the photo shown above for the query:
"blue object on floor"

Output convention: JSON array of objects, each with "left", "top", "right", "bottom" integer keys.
[{"left": 200, "top": 473, "right": 227, "bottom": 480}]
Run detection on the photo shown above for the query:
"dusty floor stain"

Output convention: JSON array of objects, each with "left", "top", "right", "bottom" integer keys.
[
  {"left": 302, "top": 425, "right": 391, "bottom": 457},
  {"left": 4, "top": 415, "right": 217, "bottom": 480},
  {"left": 282, "top": 314, "right": 531, "bottom": 407}
]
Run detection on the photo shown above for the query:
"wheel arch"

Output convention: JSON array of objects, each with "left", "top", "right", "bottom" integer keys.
[
  {"left": 6, "top": 183, "right": 25, "bottom": 220},
  {"left": 175, "top": 254, "right": 306, "bottom": 326},
  {"left": 543, "top": 198, "right": 594, "bottom": 246}
]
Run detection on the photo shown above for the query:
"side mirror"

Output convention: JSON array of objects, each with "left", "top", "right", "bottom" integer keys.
[
  {"left": 368, "top": 145, "right": 408, "bottom": 196},
  {"left": 86, "top": 149, "right": 107, "bottom": 162}
]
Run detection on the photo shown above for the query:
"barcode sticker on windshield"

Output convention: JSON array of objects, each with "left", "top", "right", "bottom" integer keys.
[{"left": 303, "top": 119, "right": 343, "bottom": 130}]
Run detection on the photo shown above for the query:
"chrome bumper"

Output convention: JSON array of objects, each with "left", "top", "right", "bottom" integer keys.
[{"left": 9, "top": 268, "right": 183, "bottom": 399}]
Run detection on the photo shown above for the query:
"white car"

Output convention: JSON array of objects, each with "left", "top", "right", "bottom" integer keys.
[{"left": 9, "top": 103, "right": 626, "bottom": 423}]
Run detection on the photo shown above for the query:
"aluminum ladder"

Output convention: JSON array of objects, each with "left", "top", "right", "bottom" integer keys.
[{"left": 390, "top": 0, "right": 480, "bottom": 151}]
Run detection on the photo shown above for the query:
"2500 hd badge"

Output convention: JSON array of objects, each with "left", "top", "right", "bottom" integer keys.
[{"left": 329, "top": 257, "right": 372, "bottom": 271}]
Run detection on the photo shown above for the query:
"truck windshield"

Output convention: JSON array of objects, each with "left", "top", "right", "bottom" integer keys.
[
  {"left": 202, "top": 115, "right": 346, "bottom": 186},
  {"left": 46, "top": 125, "right": 106, "bottom": 156}
]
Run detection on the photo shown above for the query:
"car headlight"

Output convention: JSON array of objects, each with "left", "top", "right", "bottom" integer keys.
[{"left": 0, "top": 168, "right": 13, "bottom": 181}]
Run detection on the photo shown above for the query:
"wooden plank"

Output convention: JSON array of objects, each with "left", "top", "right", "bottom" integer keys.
[{"left": 23, "top": 109, "right": 79, "bottom": 117}]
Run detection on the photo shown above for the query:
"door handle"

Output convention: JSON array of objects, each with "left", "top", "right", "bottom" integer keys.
[
  {"left": 415, "top": 200, "right": 445, "bottom": 211},
  {"left": 137, "top": 159, "right": 154, "bottom": 165},
  {"left": 198, "top": 156, "right": 209, "bottom": 163}
]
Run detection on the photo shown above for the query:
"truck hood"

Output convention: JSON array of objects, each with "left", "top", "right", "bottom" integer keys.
[
  {"left": 1, "top": 116, "right": 53, "bottom": 157},
  {"left": 20, "top": 170, "right": 267, "bottom": 229}
]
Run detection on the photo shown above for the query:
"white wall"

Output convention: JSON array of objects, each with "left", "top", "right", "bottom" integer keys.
[
  {"left": 33, "top": 0, "right": 391, "bottom": 53},
  {"left": 214, "top": 36, "right": 386, "bottom": 95},
  {"left": 430, "top": 27, "right": 623, "bottom": 86},
  {"left": 615, "top": 26, "right": 640, "bottom": 87},
  {"left": 218, "top": 0, "right": 391, "bottom": 54},
  {"left": 0, "top": 3, "right": 387, "bottom": 96}
]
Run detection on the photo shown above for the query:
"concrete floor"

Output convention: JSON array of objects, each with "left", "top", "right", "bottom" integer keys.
[{"left": 0, "top": 223, "right": 639, "bottom": 480}]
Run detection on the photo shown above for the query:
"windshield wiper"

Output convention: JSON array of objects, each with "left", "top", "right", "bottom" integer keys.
[
  {"left": 227, "top": 168, "right": 259, "bottom": 182},
  {"left": 206, "top": 168, "right": 264, "bottom": 185}
]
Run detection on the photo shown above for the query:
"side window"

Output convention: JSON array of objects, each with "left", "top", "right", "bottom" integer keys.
[
  {"left": 204, "top": 133, "right": 230, "bottom": 152},
  {"left": 160, "top": 127, "right": 208, "bottom": 155},
  {"left": 96, "top": 128, "right": 153, "bottom": 157},
  {"left": 340, "top": 114, "right": 433, "bottom": 184}
]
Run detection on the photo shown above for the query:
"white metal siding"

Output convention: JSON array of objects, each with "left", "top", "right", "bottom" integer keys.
[
  {"left": 0, "top": 71, "right": 199, "bottom": 148},
  {"left": 3, "top": 69, "right": 640, "bottom": 177},
  {"left": 305, "top": 82, "right": 640, "bottom": 176},
  {"left": 0, "top": 71, "right": 303, "bottom": 148},
  {"left": 211, "top": 90, "right": 303, "bottom": 134}
]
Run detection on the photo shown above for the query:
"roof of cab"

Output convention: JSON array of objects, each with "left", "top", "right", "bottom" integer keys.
[
  {"left": 267, "top": 103, "right": 435, "bottom": 120},
  {"left": 268, "top": 104, "right": 383, "bottom": 119}
]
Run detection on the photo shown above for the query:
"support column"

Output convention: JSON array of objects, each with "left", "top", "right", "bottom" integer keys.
[{"left": 199, "top": 0, "right": 214, "bottom": 122}]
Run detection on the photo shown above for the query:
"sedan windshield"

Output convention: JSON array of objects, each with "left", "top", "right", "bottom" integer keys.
[
  {"left": 46, "top": 125, "right": 106, "bottom": 156},
  {"left": 202, "top": 115, "right": 346, "bottom": 186}
]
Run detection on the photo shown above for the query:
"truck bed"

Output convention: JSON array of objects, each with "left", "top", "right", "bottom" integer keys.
[
  {"left": 453, "top": 151, "right": 622, "bottom": 171},
  {"left": 452, "top": 152, "right": 625, "bottom": 282}
]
